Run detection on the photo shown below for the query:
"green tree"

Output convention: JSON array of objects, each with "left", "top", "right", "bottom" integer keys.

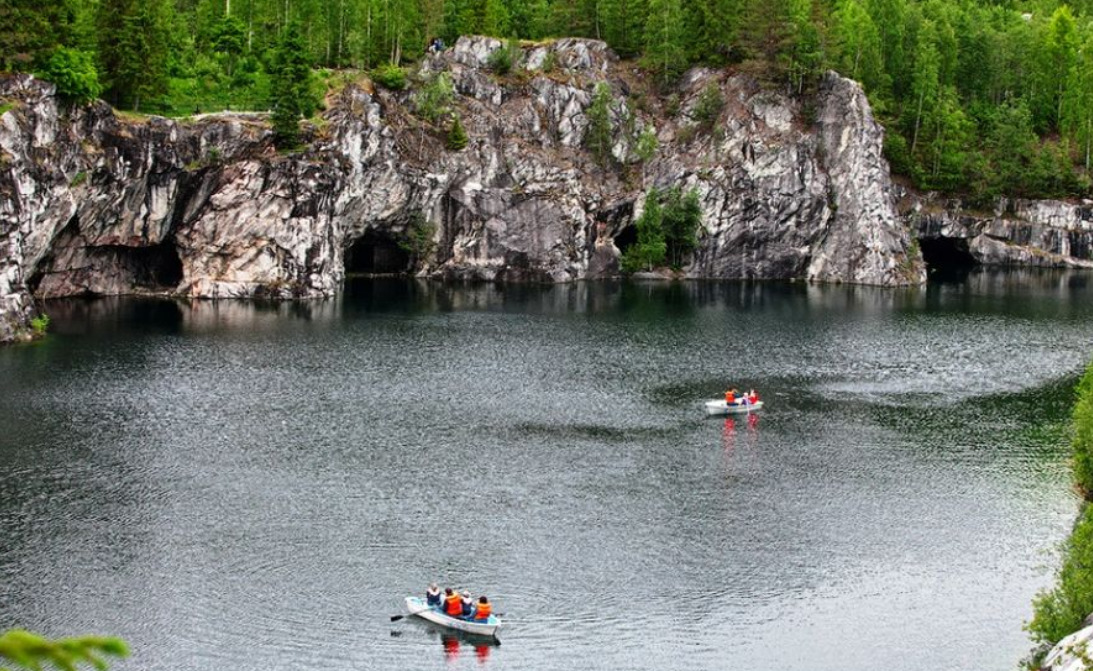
[
  {"left": 621, "top": 190, "right": 667, "bottom": 272},
  {"left": 1035, "top": 6, "right": 1079, "bottom": 132},
  {"left": 0, "top": 1, "right": 79, "bottom": 71},
  {"left": 447, "top": 114, "right": 469, "bottom": 150},
  {"left": 831, "top": 0, "right": 886, "bottom": 97},
  {"left": 414, "top": 71, "right": 455, "bottom": 123},
  {"left": 482, "top": 0, "right": 512, "bottom": 37},
  {"left": 907, "top": 20, "right": 939, "bottom": 158},
  {"left": 269, "top": 20, "right": 315, "bottom": 147},
  {"left": 38, "top": 48, "right": 102, "bottom": 104},
  {"left": 98, "top": 0, "right": 172, "bottom": 110},
  {"left": 1063, "top": 34, "right": 1093, "bottom": 171},
  {"left": 0, "top": 629, "right": 128, "bottom": 671},
  {"left": 213, "top": 14, "right": 246, "bottom": 76},
  {"left": 586, "top": 82, "right": 615, "bottom": 167},
  {"left": 660, "top": 186, "right": 702, "bottom": 268},
  {"left": 643, "top": 0, "right": 686, "bottom": 87},
  {"left": 602, "top": 0, "right": 649, "bottom": 58}
]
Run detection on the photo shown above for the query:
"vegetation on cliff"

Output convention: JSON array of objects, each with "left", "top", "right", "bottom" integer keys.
[
  {"left": 4, "top": 0, "right": 1093, "bottom": 198},
  {"left": 1029, "top": 361, "right": 1093, "bottom": 648}
]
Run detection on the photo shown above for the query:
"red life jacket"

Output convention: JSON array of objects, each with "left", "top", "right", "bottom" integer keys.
[
  {"left": 445, "top": 593, "right": 463, "bottom": 616},
  {"left": 474, "top": 602, "right": 492, "bottom": 621}
]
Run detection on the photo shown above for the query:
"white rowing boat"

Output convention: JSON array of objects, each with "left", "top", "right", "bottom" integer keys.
[
  {"left": 704, "top": 399, "right": 764, "bottom": 415},
  {"left": 404, "top": 596, "right": 502, "bottom": 638}
]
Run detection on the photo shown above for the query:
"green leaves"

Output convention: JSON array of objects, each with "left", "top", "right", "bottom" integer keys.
[
  {"left": 620, "top": 187, "right": 702, "bottom": 273},
  {"left": 447, "top": 114, "right": 469, "bottom": 150},
  {"left": 0, "top": 629, "right": 128, "bottom": 671},
  {"left": 38, "top": 48, "right": 102, "bottom": 104},
  {"left": 585, "top": 82, "right": 616, "bottom": 168}
]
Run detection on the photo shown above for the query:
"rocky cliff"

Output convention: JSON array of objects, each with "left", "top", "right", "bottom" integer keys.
[
  {"left": 2, "top": 36, "right": 933, "bottom": 342},
  {"left": 904, "top": 192, "right": 1093, "bottom": 271}
]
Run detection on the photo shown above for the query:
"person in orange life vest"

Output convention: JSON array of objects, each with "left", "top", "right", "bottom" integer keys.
[
  {"left": 460, "top": 590, "right": 475, "bottom": 617},
  {"left": 725, "top": 389, "right": 736, "bottom": 404},
  {"left": 473, "top": 596, "right": 492, "bottom": 621},
  {"left": 444, "top": 587, "right": 463, "bottom": 617}
]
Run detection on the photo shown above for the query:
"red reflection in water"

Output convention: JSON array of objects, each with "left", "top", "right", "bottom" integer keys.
[
  {"left": 443, "top": 634, "right": 460, "bottom": 662},
  {"left": 722, "top": 417, "right": 736, "bottom": 453},
  {"left": 475, "top": 644, "right": 491, "bottom": 664},
  {"left": 747, "top": 413, "right": 759, "bottom": 431},
  {"left": 440, "top": 633, "right": 493, "bottom": 665}
]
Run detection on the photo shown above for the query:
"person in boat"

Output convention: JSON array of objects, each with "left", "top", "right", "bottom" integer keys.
[
  {"left": 460, "top": 590, "right": 475, "bottom": 618},
  {"left": 444, "top": 587, "right": 463, "bottom": 617},
  {"left": 473, "top": 596, "right": 492, "bottom": 621},
  {"left": 725, "top": 388, "right": 742, "bottom": 405},
  {"left": 748, "top": 389, "right": 759, "bottom": 404},
  {"left": 426, "top": 582, "right": 442, "bottom": 608}
]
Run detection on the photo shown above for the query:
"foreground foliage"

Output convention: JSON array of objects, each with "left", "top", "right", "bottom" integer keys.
[
  {"left": 0, "top": 629, "right": 128, "bottom": 671},
  {"left": 1029, "top": 362, "right": 1093, "bottom": 646}
]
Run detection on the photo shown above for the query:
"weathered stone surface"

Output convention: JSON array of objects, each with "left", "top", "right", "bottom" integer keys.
[
  {"left": 904, "top": 193, "right": 1093, "bottom": 269},
  {"left": 1, "top": 37, "right": 931, "bottom": 342},
  {"left": 1041, "top": 623, "right": 1093, "bottom": 671}
]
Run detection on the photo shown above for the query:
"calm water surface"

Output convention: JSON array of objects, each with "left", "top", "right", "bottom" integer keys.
[{"left": 1, "top": 271, "right": 1090, "bottom": 671}]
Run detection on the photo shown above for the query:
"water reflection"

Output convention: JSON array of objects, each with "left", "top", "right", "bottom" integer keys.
[
  {"left": 438, "top": 631, "right": 494, "bottom": 665},
  {"left": 3, "top": 270, "right": 1089, "bottom": 671},
  {"left": 720, "top": 415, "right": 760, "bottom": 455}
]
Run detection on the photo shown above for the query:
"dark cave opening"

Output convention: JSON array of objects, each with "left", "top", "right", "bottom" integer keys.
[
  {"left": 919, "top": 237, "right": 978, "bottom": 278},
  {"left": 614, "top": 225, "right": 638, "bottom": 255},
  {"left": 345, "top": 231, "right": 411, "bottom": 275},
  {"left": 127, "top": 243, "right": 184, "bottom": 290}
]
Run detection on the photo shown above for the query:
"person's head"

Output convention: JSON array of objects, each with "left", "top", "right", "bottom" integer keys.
[
  {"left": 462, "top": 590, "right": 471, "bottom": 599},
  {"left": 479, "top": 596, "right": 488, "bottom": 604},
  {"left": 445, "top": 587, "right": 453, "bottom": 595},
  {"left": 429, "top": 583, "right": 438, "bottom": 591}
]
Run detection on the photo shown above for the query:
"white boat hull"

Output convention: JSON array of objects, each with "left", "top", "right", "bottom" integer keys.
[
  {"left": 404, "top": 596, "right": 502, "bottom": 638},
  {"left": 705, "top": 399, "right": 763, "bottom": 415}
]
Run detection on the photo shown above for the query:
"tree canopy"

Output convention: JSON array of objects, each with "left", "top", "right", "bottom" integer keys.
[{"left": 8, "top": 0, "right": 1093, "bottom": 197}]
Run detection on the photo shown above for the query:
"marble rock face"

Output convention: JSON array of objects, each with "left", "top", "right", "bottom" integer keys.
[{"left": 2, "top": 38, "right": 930, "bottom": 341}]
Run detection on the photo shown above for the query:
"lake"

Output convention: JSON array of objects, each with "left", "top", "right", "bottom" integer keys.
[{"left": 0, "top": 270, "right": 1089, "bottom": 671}]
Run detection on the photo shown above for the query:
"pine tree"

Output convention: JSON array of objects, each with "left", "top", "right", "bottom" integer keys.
[
  {"left": 643, "top": 0, "right": 685, "bottom": 87},
  {"left": 586, "top": 82, "right": 615, "bottom": 167},
  {"left": 447, "top": 114, "right": 469, "bottom": 150},
  {"left": 270, "top": 20, "right": 314, "bottom": 147},
  {"left": 98, "top": 0, "right": 171, "bottom": 110}
]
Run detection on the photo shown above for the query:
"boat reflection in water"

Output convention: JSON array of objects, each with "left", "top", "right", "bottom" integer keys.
[
  {"left": 440, "top": 631, "right": 493, "bottom": 664},
  {"left": 407, "top": 617, "right": 499, "bottom": 664},
  {"left": 721, "top": 413, "right": 760, "bottom": 453}
]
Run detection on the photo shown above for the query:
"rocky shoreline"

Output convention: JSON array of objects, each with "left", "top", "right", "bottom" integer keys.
[{"left": 2, "top": 36, "right": 1093, "bottom": 343}]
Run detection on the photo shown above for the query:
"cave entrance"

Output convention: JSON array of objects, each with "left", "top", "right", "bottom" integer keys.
[
  {"left": 128, "top": 243, "right": 184, "bottom": 290},
  {"left": 919, "top": 236, "right": 978, "bottom": 279},
  {"left": 345, "top": 231, "right": 410, "bottom": 275},
  {"left": 614, "top": 225, "right": 638, "bottom": 256}
]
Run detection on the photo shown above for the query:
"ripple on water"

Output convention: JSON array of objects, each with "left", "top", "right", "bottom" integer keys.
[{"left": 0, "top": 275, "right": 1085, "bottom": 671}]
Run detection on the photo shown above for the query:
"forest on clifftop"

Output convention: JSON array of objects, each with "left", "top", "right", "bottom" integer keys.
[{"left": 4, "top": 0, "right": 1093, "bottom": 200}]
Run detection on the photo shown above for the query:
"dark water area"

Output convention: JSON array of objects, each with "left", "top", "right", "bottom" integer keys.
[{"left": 0, "top": 269, "right": 1090, "bottom": 671}]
